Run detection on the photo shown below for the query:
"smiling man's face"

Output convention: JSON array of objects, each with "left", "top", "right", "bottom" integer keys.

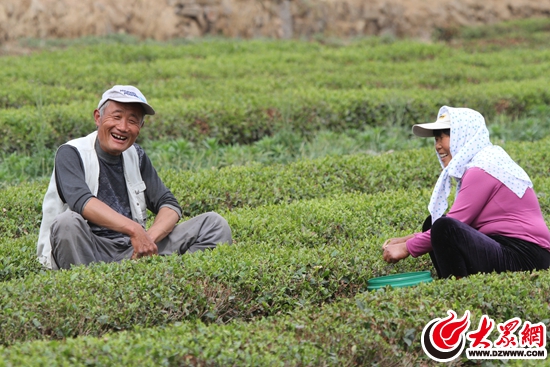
[{"left": 94, "top": 100, "right": 144, "bottom": 156}]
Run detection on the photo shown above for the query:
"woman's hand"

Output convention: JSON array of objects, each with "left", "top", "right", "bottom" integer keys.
[
  {"left": 382, "top": 234, "right": 415, "bottom": 248},
  {"left": 382, "top": 235, "right": 413, "bottom": 263}
]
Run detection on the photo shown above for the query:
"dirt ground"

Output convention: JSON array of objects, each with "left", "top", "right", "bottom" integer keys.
[{"left": 1, "top": 0, "right": 550, "bottom": 44}]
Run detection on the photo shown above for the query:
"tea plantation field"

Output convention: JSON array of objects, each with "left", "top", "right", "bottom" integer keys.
[{"left": 0, "top": 19, "right": 549, "bottom": 366}]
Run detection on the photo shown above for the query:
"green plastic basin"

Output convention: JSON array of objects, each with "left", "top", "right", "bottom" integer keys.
[{"left": 367, "top": 271, "right": 433, "bottom": 291}]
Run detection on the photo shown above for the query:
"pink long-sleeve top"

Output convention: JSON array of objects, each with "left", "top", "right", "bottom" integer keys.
[{"left": 406, "top": 167, "right": 550, "bottom": 257}]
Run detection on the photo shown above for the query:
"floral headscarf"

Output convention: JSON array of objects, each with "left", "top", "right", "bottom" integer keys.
[{"left": 428, "top": 106, "right": 532, "bottom": 223}]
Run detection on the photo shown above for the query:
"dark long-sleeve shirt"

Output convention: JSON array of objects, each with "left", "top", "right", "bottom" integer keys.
[{"left": 54, "top": 139, "right": 182, "bottom": 238}]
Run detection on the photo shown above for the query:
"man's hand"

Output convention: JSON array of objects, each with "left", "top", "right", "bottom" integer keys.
[
  {"left": 82, "top": 197, "right": 159, "bottom": 259},
  {"left": 130, "top": 227, "right": 158, "bottom": 259}
]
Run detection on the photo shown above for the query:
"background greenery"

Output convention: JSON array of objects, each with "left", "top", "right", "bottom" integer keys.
[{"left": 0, "top": 17, "right": 549, "bottom": 366}]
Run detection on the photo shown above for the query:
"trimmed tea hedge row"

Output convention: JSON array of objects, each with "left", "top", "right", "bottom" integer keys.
[
  {"left": 2, "top": 78, "right": 550, "bottom": 152},
  {"left": 0, "top": 183, "right": 44, "bottom": 239},
  {"left": 2, "top": 136, "right": 550, "bottom": 241},
  {"left": 166, "top": 136, "right": 550, "bottom": 217},
  {"left": 2, "top": 37, "right": 550, "bottom": 150},
  {"left": 0, "top": 147, "right": 438, "bottom": 239},
  {"left": 0, "top": 188, "right": 432, "bottom": 282},
  {"left": 2, "top": 39, "right": 550, "bottom": 105},
  {"left": 0, "top": 233, "right": 432, "bottom": 346},
  {"left": 226, "top": 190, "right": 430, "bottom": 247},
  {"left": 0, "top": 269, "right": 548, "bottom": 365},
  {"left": 0, "top": 237, "right": 43, "bottom": 282},
  {"left": 2, "top": 136, "right": 550, "bottom": 240}
]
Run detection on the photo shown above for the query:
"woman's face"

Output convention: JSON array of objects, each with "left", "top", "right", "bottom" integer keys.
[{"left": 435, "top": 133, "right": 452, "bottom": 167}]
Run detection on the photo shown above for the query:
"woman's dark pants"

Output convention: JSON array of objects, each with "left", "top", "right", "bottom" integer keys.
[{"left": 423, "top": 216, "right": 550, "bottom": 278}]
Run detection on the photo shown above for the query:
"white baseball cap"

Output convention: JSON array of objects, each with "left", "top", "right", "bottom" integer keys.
[
  {"left": 412, "top": 113, "right": 451, "bottom": 137},
  {"left": 97, "top": 85, "right": 155, "bottom": 115}
]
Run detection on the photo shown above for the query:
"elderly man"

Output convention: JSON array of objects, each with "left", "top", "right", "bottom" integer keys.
[{"left": 37, "top": 85, "right": 232, "bottom": 270}]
